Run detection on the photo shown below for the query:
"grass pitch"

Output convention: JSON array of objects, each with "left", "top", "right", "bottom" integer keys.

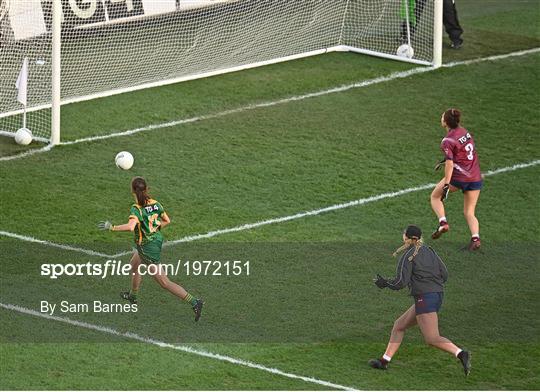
[{"left": 1, "top": 1, "right": 539, "bottom": 390}]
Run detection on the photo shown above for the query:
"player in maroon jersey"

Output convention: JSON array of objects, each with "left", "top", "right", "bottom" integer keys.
[{"left": 430, "top": 109, "right": 482, "bottom": 251}]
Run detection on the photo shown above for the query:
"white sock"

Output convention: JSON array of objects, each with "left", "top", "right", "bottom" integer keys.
[
  {"left": 472, "top": 233, "right": 480, "bottom": 239},
  {"left": 455, "top": 348, "right": 462, "bottom": 358},
  {"left": 382, "top": 354, "right": 392, "bottom": 362},
  {"left": 439, "top": 216, "right": 447, "bottom": 223}
]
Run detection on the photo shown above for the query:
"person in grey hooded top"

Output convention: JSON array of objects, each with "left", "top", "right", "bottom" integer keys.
[{"left": 368, "top": 225, "right": 471, "bottom": 376}]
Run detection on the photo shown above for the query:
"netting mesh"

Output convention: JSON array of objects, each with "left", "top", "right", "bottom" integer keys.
[
  {"left": 0, "top": 0, "right": 434, "bottom": 141},
  {"left": 0, "top": 0, "right": 52, "bottom": 140},
  {"left": 344, "top": 0, "right": 434, "bottom": 61}
]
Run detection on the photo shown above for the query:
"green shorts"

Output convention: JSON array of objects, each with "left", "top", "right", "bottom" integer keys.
[{"left": 136, "top": 239, "right": 163, "bottom": 264}]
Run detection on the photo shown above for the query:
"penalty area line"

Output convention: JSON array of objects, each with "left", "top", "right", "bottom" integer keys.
[{"left": 0, "top": 302, "right": 359, "bottom": 391}]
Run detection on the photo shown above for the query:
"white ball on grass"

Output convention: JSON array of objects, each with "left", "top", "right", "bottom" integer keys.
[
  {"left": 14, "top": 127, "right": 32, "bottom": 145},
  {"left": 115, "top": 151, "right": 134, "bottom": 170},
  {"left": 396, "top": 44, "right": 414, "bottom": 59}
]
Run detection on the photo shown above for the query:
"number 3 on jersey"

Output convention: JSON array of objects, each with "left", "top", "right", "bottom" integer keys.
[
  {"left": 465, "top": 143, "right": 474, "bottom": 160},
  {"left": 148, "top": 213, "right": 161, "bottom": 233}
]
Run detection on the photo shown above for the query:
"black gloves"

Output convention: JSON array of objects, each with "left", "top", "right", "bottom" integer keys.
[
  {"left": 434, "top": 159, "right": 446, "bottom": 171},
  {"left": 435, "top": 159, "right": 450, "bottom": 201},
  {"left": 373, "top": 274, "right": 389, "bottom": 289},
  {"left": 441, "top": 183, "right": 450, "bottom": 201}
]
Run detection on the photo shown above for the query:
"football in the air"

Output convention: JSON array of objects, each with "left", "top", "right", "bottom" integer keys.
[
  {"left": 396, "top": 44, "right": 414, "bottom": 59},
  {"left": 14, "top": 127, "right": 33, "bottom": 145},
  {"left": 115, "top": 151, "right": 134, "bottom": 170}
]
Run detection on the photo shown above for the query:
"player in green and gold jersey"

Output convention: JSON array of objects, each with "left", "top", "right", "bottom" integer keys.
[{"left": 98, "top": 176, "right": 203, "bottom": 321}]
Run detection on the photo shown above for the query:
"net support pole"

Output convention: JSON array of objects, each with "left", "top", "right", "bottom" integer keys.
[
  {"left": 51, "top": 0, "right": 61, "bottom": 145},
  {"left": 432, "top": 0, "right": 443, "bottom": 68}
]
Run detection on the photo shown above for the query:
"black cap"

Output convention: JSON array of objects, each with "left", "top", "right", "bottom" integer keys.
[{"left": 405, "top": 225, "right": 422, "bottom": 239}]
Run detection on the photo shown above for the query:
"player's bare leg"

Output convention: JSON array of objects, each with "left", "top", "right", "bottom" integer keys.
[
  {"left": 121, "top": 251, "right": 141, "bottom": 304},
  {"left": 130, "top": 251, "right": 142, "bottom": 292},
  {"left": 369, "top": 304, "right": 416, "bottom": 370},
  {"left": 431, "top": 179, "right": 448, "bottom": 219},
  {"left": 463, "top": 190, "right": 481, "bottom": 250},
  {"left": 149, "top": 264, "right": 204, "bottom": 321},
  {"left": 416, "top": 312, "right": 460, "bottom": 354},
  {"left": 416, "top": 312, "right": 471, "bottom": 375},
  {"left": 384, "top": 304, "right": 417, "bottom": 357},
  {"left": 431, "top": 179, "right": 457, "bottom": 239},
  {"left": 149, "top": 264, "right": 188, "bottom": 298}
]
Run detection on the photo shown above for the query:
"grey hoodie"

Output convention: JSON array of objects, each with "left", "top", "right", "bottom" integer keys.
[{"left": 386, "top": 245, "right": 449, "bottom": 296}]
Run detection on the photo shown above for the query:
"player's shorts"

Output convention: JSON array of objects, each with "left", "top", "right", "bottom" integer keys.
[
  {"left": 450, "top": 180, "right": 483, "bottom": 192},
  {"left": 136, "top": 239, "right": 163, "bottom": 264},
  {"left": 414, "top": 292, "right": 443, "bottom": 315}
]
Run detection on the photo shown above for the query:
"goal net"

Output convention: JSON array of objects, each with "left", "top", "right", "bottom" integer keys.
[{"left": 0, "top": 0, "right": 440, "bottom": 142}]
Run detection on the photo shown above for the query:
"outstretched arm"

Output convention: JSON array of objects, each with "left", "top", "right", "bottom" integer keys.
[
  {"left": 98, "top": 218, "right": 137, "bottom": 232},
  {"left": 113, "top": 218, "right": 138, "bottom": 232}
]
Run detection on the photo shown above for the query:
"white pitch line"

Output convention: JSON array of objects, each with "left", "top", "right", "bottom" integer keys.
[
  {"left": 108, "top": 159, "right": 540, "bottom": 258},
  {"left": 0, "top": 144, "right": 55, "bottom": 162},
  {"left": 58, "top": 66, "right": 432, "bottom": 146},
  {"left": 442, "top": 47, "right": 540, "bottom": 67},
  {"left": 0, "top": 302, "right": 359, "bottom": 391},
  {"left": 0, "top": 230, "right": 115, "bottom": 258}
]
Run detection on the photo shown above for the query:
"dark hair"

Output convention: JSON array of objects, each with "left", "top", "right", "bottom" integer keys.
[
  {"left": 405, "top": 225, "right": 422, "bottom": 240},
  {"left": 131, "top": 177, "right": 150, "bottom": 206},
  {"left": 443, "top": 108, "right": 461, "bottom": 129},
  {"left": 393, "top": 225, "right": 423, "bottom": 261}
]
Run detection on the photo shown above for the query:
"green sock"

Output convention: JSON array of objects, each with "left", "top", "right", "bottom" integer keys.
[
  {"left": 130, "top": 289, "right": 138, "bottom": 297},
  {"left": 184, "top": 292, "right": 198, "bottom": 307}
]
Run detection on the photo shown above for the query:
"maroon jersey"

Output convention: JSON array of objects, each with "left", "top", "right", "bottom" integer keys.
[{"left": 440, "top": 127, "right": 482, "bottom": 182}]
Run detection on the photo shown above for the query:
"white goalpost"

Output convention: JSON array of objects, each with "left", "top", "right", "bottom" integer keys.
[{"left": 0, "top": 0, "right": 443, "bottom": 144}]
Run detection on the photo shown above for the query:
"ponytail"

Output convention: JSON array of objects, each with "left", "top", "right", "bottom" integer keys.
[
  {"left": 131, "top": 176, "right": 150, "bottom": 206},
  {"left": 393, "top": 237, "right": 423, "bottom": 261}
]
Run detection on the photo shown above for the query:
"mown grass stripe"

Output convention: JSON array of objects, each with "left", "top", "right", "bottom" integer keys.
[
  {"left": 147, "top": 159, "right": 538, "bottom": 249},
  {"left": 1, "top": 159, "right": 537, "bottom": 258}
]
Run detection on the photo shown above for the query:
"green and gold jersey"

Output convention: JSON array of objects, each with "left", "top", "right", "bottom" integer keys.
[{"left": 129, "top": 199, "right": 165, "bottom": 245}]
